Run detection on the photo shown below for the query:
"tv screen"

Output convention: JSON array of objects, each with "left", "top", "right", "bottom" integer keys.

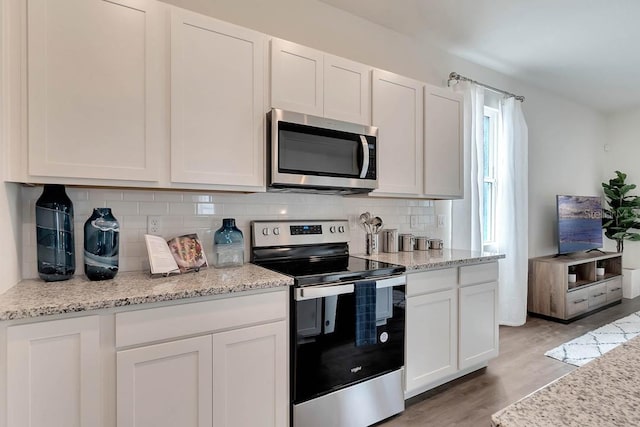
[{"left": 557, "top": 195, "right": 603, "bottom": 254}]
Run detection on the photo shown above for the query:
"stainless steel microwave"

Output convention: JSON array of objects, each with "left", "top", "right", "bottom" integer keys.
[{"left": 267, "top": 108, "right": 378, "bottom": 194}]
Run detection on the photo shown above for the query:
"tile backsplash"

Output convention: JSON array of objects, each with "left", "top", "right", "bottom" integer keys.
[{"left": 21, "top": 186, "right": 445, "bottom": 279}]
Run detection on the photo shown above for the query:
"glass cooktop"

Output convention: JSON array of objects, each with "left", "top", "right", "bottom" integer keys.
[{"left": 255, "top": 255, "right": 405, "bottom": 286}]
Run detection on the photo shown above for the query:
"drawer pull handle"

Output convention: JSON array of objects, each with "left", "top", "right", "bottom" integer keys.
[
  {"left": 592, "top": 292, "right": 606, "bottom": 298},
  {"left": 573, "top": 299, "right": 588, "bottom": 304},
  {"left": 610, "top": 287, "right": 622, "bottom": 292}
]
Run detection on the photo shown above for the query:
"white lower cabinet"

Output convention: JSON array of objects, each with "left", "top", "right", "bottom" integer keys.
[
  {"left": 115, "top": 290, "right": 288, "bottom": 427},
  {"left": 117, "top": 320, "right": 287, "bottom": 427},
  {"left": 459, "top": 281, "right": 499, "bottom": 370},
  {"left": 212, "top": 322, "right": 287, "bottom": 427},
  {"left": 405, "top": 288, "right": 457, "bottom": 392},
  {"left": 6, "top": 316, "right": 102, "bottom": 427},
  {"left": 117, "top": 335, "right": 214, "bottom": 427},
  {"left": 405, "top": 262, "right": 499, "bottom": 398}
]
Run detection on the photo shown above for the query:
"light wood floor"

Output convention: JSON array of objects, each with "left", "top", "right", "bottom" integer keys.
[{"left": 381, "top": 297, "right": 640, "bottom": 426}]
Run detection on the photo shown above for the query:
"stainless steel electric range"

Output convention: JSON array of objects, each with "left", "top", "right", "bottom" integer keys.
[{"left": 251, "top": 220, "right": 406, "bottom": 427}]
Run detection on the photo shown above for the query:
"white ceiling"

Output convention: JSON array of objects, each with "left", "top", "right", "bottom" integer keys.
[{"left": 319, "top": 0, "right": 640, "bottom": 113}]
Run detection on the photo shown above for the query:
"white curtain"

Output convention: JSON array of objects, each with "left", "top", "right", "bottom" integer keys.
[
  {"left": 496, "top": 98, "right": 528, "bottom": 326},
  {"left": 451, "top": 80, "right": 529, "bottom": 326},
  {"left": 451, "top": 82, "right": 484, "bottom": 252}
]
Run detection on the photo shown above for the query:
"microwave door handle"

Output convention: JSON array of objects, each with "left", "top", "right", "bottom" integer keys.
[
  {"left": 295, "top": 283, "right": 355, "bottom": 301},
  {"left": 359, "top": 135, "right": 369, "bottom": 179}
]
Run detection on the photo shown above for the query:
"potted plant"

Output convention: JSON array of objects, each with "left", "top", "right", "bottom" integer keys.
[{"left": 602, "top": 171, "right": 640, "bottom": 252}]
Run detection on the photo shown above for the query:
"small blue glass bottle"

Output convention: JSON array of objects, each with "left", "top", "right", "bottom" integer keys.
[
  {"left": 35, "top": 184, "right": 75, "bottom": 281},
  {"left": 84, "top": 208, "right": 119, "bottom": 281},
  {"left": 213, "top": 218, "right": 244, "bottom": 268}
]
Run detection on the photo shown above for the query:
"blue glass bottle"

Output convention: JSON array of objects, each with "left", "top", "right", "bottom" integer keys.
[
  {"left": 84, "top": 208, "right": 119, "bottom": 281},
  {"left": 213, "top": 218, "right": 244, "bottom": 268},
  {"left": 35, "top": 184, "right": 75, "bottom": 281}
]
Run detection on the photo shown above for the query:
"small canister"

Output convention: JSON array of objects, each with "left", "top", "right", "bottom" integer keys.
[
  {"left": 428, "top": 238, "right": 443, "bottom": 250},
  {"left": 415, "top": 236, "right": 428, "bottom": 251},
  {"left": 400, "top": 234, "right": 415, "bottom": 252},
  {"left": 384, "top": 229, "right": 398, "bottom": 253}
]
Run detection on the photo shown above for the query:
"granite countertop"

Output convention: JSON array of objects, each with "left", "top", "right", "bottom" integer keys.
[
  {"left": 492, "top": 336, "right": 640, "bottom": 426},
  {"left": 0, "top": 249, "right": 500, "bottom": 322},
  {"left": 357, "top": 248, "right": 505, "bottom": 271},
  {"left": 0, "top": 264, "right": 293, "bottom": 321}
]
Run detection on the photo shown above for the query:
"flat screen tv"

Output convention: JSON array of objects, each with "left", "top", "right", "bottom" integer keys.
[{"left": 557, "top": 195, "right": 603, "bottom": 254}]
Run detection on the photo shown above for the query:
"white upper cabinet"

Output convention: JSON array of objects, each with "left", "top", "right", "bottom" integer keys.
[
  {"left": 170, "top": 8, "right": 265, "bottom": 190},
  {"left": 271, "top": 39, "right": 371, "bottom": 124},
  {"left": 424, "top": 85, "right": 464, "bottom": 199},
  {"left": 271, "top": 39, "right": 324, "bottom": 116},
  {"left": 323, "top": 54, "right": 371, "bottom": 124},
  {"left": 27, "top": 0, "right": 163, "bottom": 182},
  {"left": 372, "top": 69, "right": 423, "bottom": 196}
]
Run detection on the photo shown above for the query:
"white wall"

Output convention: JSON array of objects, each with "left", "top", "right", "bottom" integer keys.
[
  {"left": 164, "top": 0, "right": 608, "bottom": 257},
  {"left": 603, "top": 108, "right": 640, "bottom": 266}
]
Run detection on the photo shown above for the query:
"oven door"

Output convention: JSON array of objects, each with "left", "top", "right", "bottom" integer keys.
[
  {"left": 292, "top": 276, "right": 406, "bottom": 404},
  {"left": 269, "top": 108, "right": 378, "bottom": 191}
]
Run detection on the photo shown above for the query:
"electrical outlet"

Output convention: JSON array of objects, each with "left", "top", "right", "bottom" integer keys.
[
  {"left": 410, "top": 215, "right": 419, "bottom": 229},
  {"left": 147, "top": 216, "right": 162, "bottom": 235},
  {"left": 437, "top": 215, "right": 445, "bottom": 228}
]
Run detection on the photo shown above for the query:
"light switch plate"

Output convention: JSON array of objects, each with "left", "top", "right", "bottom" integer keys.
[
  {"left": 437, "top": 215, "right": 445, "bottom": 228},
  {"left": 410, "top": 215, "right": 419, "bottom": 229}
]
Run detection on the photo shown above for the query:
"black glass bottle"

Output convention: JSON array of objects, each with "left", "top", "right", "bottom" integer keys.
[
  {"left": 35, "top": 184, "right": 75, "bottom": 281},
  {"left": 84, "top": 208, "right": 119, "bottom": 281}
]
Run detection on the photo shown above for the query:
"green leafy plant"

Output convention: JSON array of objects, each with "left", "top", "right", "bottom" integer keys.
[{"left": 602, "top": 171, "right": 640, "bottom": 252}]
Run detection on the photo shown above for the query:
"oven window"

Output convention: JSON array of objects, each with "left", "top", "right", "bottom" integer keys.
[
  {"left": 292, "top": 285, "right": 405, "bottom": 404},
  {"left": 278, "top": 123, "right": 361, "bottom": 177}
]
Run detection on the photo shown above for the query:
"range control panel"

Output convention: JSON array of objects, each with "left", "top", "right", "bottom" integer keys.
[{"left": 251, "top": 220, "right": 350, "bottom": 248}]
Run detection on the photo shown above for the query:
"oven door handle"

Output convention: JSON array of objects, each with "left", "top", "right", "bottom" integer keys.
[
  {"left": 376, "top": 275, "right": 406, "bottom": 289},
  {"left": 295, "top": 284, "right": 355, "bottom": 301}
]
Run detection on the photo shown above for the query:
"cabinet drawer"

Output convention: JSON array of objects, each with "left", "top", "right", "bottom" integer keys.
[
  {"left": 588, "top": 283, "right": 607, "bottom": 308},
  {"left": 407, "top": 268, "right": 457, "bottom": 296},
  {"left": 115, "top": 290, "right": 287, "bottom": 348},
  {"left": 566, "top": 288, "right": 589, "bottom": 318},
  {"left": 606, "top": 277, "right": 623, "bottom": 302},
  {"left": 459, "top": 262, "right": 498, "bottom": 286}
]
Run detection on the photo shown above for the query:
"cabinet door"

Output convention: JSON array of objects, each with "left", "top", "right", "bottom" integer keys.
[
  {"left": 170, "top": 9, "right": 265, "bottom": 189},
  {"left": 271, "top": 38, "right": 323, "bottom": 116},
  {"left": 324, "top": 54, "right": 371, "bottom": 124},
  {"left": 7, "top": 316, "right": 101, "bottom": 427},
  {"left": 459, "top": 282, "right": 499, "bottom": 369},
  {"left": 372, "top": 69, "right": 423, "bottom": 195},
  {"left": 117, "top": 335, "right": 213, "bottom": 427},
  {"left": 213, "top": 321, "right": 287, "bottom": 427},
  {"left": 27, "top": 0, "right": 163, "bottom": 182},
  {"left": 405, "top": 289, "right": 458, "bottom": 394},
  {"left": 424, "top": 85, "right": 464, "bottom": 198}
]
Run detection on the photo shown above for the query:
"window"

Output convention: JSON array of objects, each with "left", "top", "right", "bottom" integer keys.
[{"left": 483, "top": 106, "right": 498, "bottom": 248}]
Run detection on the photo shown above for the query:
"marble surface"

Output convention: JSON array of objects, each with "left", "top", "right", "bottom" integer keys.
[
  {"left": 492, "top": 336, "right": 640, "bottom": 426},
  {"left": 0, "top": 264, "right": 293, "bottom": 321},
  {"left": 356, "top": 248, "right": 505, "bottom": 270}
]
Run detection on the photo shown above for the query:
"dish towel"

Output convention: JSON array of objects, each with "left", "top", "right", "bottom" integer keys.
[{"left": 355, "top": 281, "right": 377, "bottom": 346}]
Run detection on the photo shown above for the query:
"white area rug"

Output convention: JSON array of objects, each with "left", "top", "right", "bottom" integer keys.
[{"left": 544, "top": 311, "right": 640, "bottom": 366}]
